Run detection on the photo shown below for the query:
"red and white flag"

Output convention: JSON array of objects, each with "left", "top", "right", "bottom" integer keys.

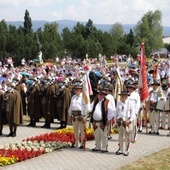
[{"left": 139, "top": 43, "right": 149, "bottom": 102}]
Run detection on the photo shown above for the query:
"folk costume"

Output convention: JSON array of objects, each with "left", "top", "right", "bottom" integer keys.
[
  {"left": 160, "top": 84, "right": 170, "bottom": 130},
  {"left": 114, "top": 91, "right": 135, "bottom": 156},
  {"left": 104, "top": 83, "right": 116, "bottom": 140},
  {"left": 148, "top": 80, "right": 163, "bottom": 135},
  {"left": 127, "top": 82, "right": 141, "bottom": 143},
  {"left": 68, "top": 80, "right": 87, "bottom": 149},
  {"left": 90, "top": 87, "right": 114, "bottom": 152}
]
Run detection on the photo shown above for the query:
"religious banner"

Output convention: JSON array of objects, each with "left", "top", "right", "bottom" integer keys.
[{"left": 82, "top": 71, "right": 93, "bottom": 115}]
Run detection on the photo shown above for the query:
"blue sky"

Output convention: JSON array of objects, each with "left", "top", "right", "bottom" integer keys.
[{"left": 0, "top": 0, "right": 169, "bottom": 26}]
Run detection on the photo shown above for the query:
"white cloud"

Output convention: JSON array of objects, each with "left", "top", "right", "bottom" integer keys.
[
  {"left": 0, "top": 0, "right": 169, "bottom": 26},
  {"left": 52, "top": 11, "right": 63, "bottom": 21}
]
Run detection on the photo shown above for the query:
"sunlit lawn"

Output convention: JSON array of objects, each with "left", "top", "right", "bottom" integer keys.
[{"left": 120, "top": 148, "right": 170, "bottom": 170}]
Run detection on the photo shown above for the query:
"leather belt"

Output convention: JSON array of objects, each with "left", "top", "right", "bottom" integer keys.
[
  {"left": 93, "top": 120, "right": 103, "bottom": 123},
  {"left": 72, "top": 110, "right": 81, "bottom": 116}
]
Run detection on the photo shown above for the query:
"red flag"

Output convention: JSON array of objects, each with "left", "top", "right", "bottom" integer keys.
[{"left": 138, "top": 43, "right": 149, "bottom": 102}]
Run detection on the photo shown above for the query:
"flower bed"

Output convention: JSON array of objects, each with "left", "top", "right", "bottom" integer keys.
[{"left": 0, "top": 127, "right": 116, "bottom": 167}]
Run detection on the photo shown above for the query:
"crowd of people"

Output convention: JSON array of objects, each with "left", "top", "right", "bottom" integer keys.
[{"left": 0, "top": 55, "right": 170, "bottom": 156}]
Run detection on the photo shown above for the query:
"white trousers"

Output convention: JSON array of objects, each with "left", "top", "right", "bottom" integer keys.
[
  {"left": 137, "top": 108, "right": 144, "bottom": 130},
  {"left": 93, "top": 122, "right": 108, "bottom": 150},
  {"left": 150, "top": 110, "right": 160, "bottom": 133},
  {"left": 72, "top": 118, "right": 85, "bottom": 147},
  {"left": 168, "top": 112, "right": 170, "bottom": 129},
  {"left": 131, "top": 115, "right": 137, "bottom": 141},
  {"left": 160, "top": 112, "right": 167, "bottom": 128},
  {"left": 118, "top": 125, "right": 130, "bottom": 153}
]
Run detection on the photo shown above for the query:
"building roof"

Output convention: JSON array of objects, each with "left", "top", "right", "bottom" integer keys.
[{"left": 163, "top": 36, "right": 170, "bottom": 44}]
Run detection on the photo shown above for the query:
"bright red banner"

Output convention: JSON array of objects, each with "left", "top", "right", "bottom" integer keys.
[{"left": 138, "top": 43, "right": 149, "bottom": 102}]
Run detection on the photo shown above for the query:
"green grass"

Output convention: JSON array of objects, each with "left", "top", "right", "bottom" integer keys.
[{"left": 120, "top": 148, "right": 170, "bottom": 170}]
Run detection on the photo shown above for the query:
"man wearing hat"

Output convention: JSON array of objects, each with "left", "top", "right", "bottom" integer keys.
[
  {"left": 55, "top": 78, "right": 71, "bottom": 129},
  {"left": 103, "top": 83, "right": 116, "bottom": 139},
  {"left": 27, "top": 76, "right": 41, "bottom": 127},
  {"left": 68, "top": 79, "right": 87, "bottom": 149},
  {"left": 13, "top": 75, "right": 27, "bottom": 116},
  {"left": 0, "top": 84, "right": 8, "bottom": 135},
  {"left": 114, "top": 90, "right": 135, "bottom": 156},
  {"left": 42, "top": 76, "right": 55, "bottom": 128},
  {"left": 39, "top": 76, "right": 50, "bottom": 127},
  {"left": 90, "top": 86, "right": 114, "bottom": 153},
  {"left": 134, "top": 80, "right": 144, "bottom": 133},
  {"left": 4, "top": 82, "right": 23, "bottom": 137},
  {"left": 148, "top": 80, "right": 163, "bottom": 135},
  {"left": 160, "top": 83, "right": 170, "bottom": 136},
  {"left": 127, "top": 81, "right": 141, "bottom": 143},
  {"left": 159, "top": 83, "right": 170, "bottom": 130}
]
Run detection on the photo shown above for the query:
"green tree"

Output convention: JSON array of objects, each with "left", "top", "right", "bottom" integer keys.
[
  {"left": 164, "top": 43, "right": 170, "bottom": 52},
  {"left": 125, "top": 29, "right": 135, "bottom": 47},
  {"left": 42, "top": 22, "right": 62, "bottom": 60},
  {"left": 134, "top": 10, "right": 163, "bottom": 56},
  {"left": 0, "top": 20, "right": 8, "bottom": 59},
  {"left": 110, "top": 22, "right": 124, "bottom": 40},
  {"left": 97, "top": 31, "right": 116, "bottom": 57},
  {"left": 23, "top": 9, "right": 33, "bottom": 34}
]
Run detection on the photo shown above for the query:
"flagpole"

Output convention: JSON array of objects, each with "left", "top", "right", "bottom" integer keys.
[{"left": 145, "top": 101, "right": 148, "bottom": 134}]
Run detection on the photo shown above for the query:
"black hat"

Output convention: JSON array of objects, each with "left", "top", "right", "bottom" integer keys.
[
  {"left": 118, "top": 90, "right": 130, "bottom": 96},
  {"left": 6, "top": 82, "right": 15, "bottom": 88},
  {"left": 29, "top": 76, "right": 37, "bottom": 81},
  {"left": 74, "top": 81, "right": 83, "bottom": 89},
  {"left": 97, "top": 85, "right": 107, "bottom": 94},
  {"left": 103, "top": 84, "right": 113, "bottom": 92},
  {"left": 127, "top": 82, "right": 135, "bottom": 89},
  {"left": 44, "top": 75, "right": 52, "bottom": 80},
  {"left": 162, "top": 84, "right": 168, "bottom": 90},
  {"left": 152, "top": 80, "right": 160, "bottom": 86},
  {"left": 133, "top": 80, "right": 139, "bottom": 85}
]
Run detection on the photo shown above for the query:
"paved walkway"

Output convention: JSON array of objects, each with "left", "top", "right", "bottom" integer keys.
[{"left": 0, "top": 118, "right": 170, "bottom": 170}]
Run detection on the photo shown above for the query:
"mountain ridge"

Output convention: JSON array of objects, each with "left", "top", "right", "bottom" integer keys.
[{"left": 6, "top": 20, "right": 170, "bottom": 37}]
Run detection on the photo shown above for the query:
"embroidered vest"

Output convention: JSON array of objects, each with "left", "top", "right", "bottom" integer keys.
[{"left": 91, "top": 97, "right": 109, "bottom": 125}]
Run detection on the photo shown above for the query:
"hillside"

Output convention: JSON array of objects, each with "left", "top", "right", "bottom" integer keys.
[{"left": 6, "top": 20, "right": 170, "bottom": 37}]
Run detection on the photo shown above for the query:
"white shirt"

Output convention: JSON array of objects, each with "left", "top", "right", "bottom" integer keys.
[
  {"left": 90, "top": 98, "right": 114, "bottom": 121},
  {"left": 21, "top": 59, "right": 25, "bottom": 65},
  {"left": 105, "top": 94, "right": 116, "bottom": 115},
  {"left": 114, "top": 99, "right": 135, "bottom": 124},
  {"left": 162, "top": 88, "right": 170, "bottom": 101},
  {"left": 149, "top": 89, "right": 159, "bottom": 102},
  {"left": 128, "top": 90, "right": 141, "bottom": 115},
  {"left": 68, "top": 93, "right": 86, "bottom": 117}
]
